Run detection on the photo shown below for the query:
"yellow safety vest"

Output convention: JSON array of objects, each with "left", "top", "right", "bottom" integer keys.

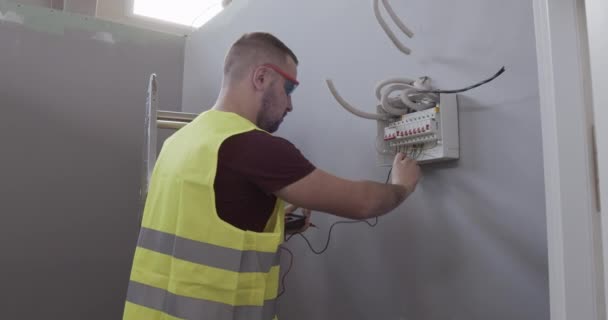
[{"left": 123, "top": 110, "right": 285, "bottom": 320}]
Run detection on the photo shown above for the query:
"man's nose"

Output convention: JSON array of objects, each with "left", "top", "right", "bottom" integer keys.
[{"left": 287, "top": 97, "right": 293, "bottom": 112}]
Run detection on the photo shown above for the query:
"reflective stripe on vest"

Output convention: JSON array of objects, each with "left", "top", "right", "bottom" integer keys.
[
  {"left": 126, "top": 281, "right": 277, "bottom": 320},
  {"left": 137, "top": 227, "right": 281, "bottom": 273}
]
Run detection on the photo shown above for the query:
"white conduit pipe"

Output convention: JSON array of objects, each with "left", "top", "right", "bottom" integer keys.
[
  {"left": 374, "top": 78, "right": 416, "bottom": 100},
  {"left": 381, "top": 0, "right": 414, "bottom": 38},
  {"left": 377, "top": 76, "right": 439, "bottom": 113},
  {"left": 373, "top": 0, "right": 413, "bottom": 55},
  {"left": 326, "top": 79, "right": 393, "bottom": 121},
  {"left": 327, "top": 0, "right": 442, "bottom": 120},
  {"left": 379, "top": 83, "right": 412, "bottom": 116},
  {"left": 327, "top": 76, "right": 439, "bottom": 119}
]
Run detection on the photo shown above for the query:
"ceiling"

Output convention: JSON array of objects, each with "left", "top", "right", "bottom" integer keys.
[{"left": 10, "top": 0, "right": 196, "bottom": 35}]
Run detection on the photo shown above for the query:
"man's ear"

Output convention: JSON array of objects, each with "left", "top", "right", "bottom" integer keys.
[{"left": 252, "top": 66, "right": 271, "bottom": 91}]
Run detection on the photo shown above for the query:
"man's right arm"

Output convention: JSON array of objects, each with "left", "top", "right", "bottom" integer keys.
[{"left": 275, "top": 153, "right": 421, "bottom": 220}]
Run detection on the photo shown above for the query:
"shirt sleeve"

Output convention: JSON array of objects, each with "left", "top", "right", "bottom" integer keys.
[{"left": 218, "top": 130, "right": 316, "bottom": 194}]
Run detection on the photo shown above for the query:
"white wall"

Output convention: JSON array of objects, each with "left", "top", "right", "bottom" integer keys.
[
  {"left": 182, "top": 0, "right": 548, "bottom": 319},
  {"left": 0, "top": 2, "right": 185, "bottom": 318},
  {"left": 8, "top": 0, "right": 196, "bottom": 35}
]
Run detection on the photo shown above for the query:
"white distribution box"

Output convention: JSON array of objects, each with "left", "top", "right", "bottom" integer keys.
[{"left": 376, "top": 94, "right": 459, "bottom": 165}]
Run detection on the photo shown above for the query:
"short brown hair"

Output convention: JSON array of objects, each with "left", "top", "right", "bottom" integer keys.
[{"left": 223, "top": 32, "right": 298, "bottom": 79}]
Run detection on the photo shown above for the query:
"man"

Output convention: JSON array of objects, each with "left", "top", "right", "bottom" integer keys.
[{"left": 123, "top": 32, "right": 421, "bottom": 320}]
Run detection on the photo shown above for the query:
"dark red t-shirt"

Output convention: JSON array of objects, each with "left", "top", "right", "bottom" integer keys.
[{"left": 214, "top": 131, "right": 315, "bottom": 232}]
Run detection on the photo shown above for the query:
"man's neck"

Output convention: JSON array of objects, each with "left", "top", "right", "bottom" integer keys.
[{"left": 213, "top": 89, "right": 259, "bottom": 125}]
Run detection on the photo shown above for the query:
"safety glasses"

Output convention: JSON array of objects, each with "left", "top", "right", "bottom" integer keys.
[{"left": 261, "top": 63, "right": 299, "bottom": 96}]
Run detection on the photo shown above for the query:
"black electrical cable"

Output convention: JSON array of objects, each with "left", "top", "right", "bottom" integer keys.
[
  {"left": 277, "top": 168, "right": 392, "bottom": 297},
  {"left": 286, "top": 218, "right": 379, "bottom": 254},
  {"left": 417, "top": 66, "right": 506, "bottom": 94},
  {"left": 277, "top": 246, "right": 293, "bottom": 298}
]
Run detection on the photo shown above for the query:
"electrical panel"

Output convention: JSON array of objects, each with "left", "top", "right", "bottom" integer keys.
[{"left": 376, "top": 94, "right": 459, "bottom": 165}]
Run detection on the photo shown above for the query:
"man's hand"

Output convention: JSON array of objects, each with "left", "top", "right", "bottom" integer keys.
[
  {"left": 285, "top": 204, "right": 313, "bottom": 234},
  {"left": 391, "top": 152, "right": 421, "bottom": 196}
]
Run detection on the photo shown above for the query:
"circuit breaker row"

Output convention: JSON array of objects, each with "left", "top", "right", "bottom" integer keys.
[{"left": 383, "top": 107, "right": 441, "bottom": 147}]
